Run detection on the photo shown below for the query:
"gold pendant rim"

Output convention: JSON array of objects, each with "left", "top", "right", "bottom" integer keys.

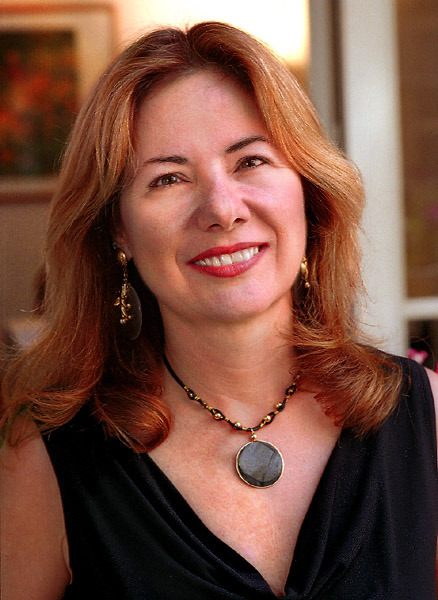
[{"left": 235, "top": 440, "right": 284, "bottom": 489}]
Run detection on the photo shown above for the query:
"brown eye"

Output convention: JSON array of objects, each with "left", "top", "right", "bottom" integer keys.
[
  {"left": 239, "top": 156, "right": 265, "bottom": 170},
  {"left": 151, "top": 173, "right": 181, "bottom": 188}
]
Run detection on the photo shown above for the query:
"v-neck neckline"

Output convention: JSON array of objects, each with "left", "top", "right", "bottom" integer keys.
[{"left": 141, "top": 428, "right": 350, "bottom": 598}]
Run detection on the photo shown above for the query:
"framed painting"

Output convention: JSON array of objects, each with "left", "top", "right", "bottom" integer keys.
[{"left": 0, "top": 4, "right": 114, "bottom": 202}]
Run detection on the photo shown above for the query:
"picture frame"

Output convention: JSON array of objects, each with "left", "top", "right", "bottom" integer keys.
[{"left": 0, "top": 3, "right": 114, "bottom": 203}]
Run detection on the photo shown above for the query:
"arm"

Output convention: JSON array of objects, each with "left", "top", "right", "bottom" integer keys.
[
  {"left": 426, "top": 367, "right": 438, "bottom": 464},
  {"left": 426, "top": 366, "right": 438, "bottom": 427},
  {"left": 425, "top": 368, "right": 438, "bottom": 594},
  {"left": 0, "top": 423, "right": 71, "bottom": 600}
]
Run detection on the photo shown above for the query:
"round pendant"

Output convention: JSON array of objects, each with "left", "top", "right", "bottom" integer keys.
[{"left": 236, "top": 440, "right": 284, "bottom": 488}]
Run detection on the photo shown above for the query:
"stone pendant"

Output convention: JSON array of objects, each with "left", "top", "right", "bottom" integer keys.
[{"left": 236, "top": 440, "right": 284, "bottom": 488}]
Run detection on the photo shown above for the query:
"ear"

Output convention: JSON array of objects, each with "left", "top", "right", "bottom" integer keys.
[
  {"left": 113, "top": 228, "right": 133, "bottom": 261},
  {"left": 111, "top": 202, "right": 133, "bottom": 260}
]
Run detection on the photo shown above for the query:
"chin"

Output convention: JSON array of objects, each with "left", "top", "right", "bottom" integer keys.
[{"left": 199, "top": 293, "right": 292, "bottom": 325}]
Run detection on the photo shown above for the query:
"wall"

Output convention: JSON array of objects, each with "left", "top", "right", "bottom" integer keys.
[
  {"left": 339, "top": 0, "right": 405, "bottom": 353},
  {"left": 0, "top": 202, "right": 48, "bottom": 329},
  {"left": 1, "top": 0, "right": 308, "bottom": 59}
]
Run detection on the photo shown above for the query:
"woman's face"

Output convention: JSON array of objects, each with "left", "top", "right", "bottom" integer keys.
[{"left": 117, "top": 70, "right": 306, "bottom": 329}]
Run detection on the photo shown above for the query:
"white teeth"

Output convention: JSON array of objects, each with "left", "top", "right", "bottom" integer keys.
[
  {"left": 194, "top": 246, "right": 260, "bottom": 267},
  {"left": 220, "top": 254, "right": 233, "bottom": 266},
  {"left": 241, "top": 249, "right": 251, "bottom": 261}
]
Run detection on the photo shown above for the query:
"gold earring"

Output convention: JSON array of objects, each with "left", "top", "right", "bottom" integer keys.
[
  {"left": 114, "top": 250, "right": 142, "bottom": 340},
  {"left": 300, "top": 256, "right": 311, "bottom": 289}
]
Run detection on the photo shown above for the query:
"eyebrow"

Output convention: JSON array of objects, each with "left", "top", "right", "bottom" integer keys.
[
  {"left": 225, "top": 135, "right": 269, "bottom": 154},
  {"left": 142, "top": 155, "right": 189, "bottom": 166},
  {"left": 141, "top": 135, "right": 269, "bottom": 168}
]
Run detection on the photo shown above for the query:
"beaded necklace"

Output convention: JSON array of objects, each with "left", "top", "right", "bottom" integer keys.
[{"left": 163, "top": 355, "right": 300, "bottom": 488}]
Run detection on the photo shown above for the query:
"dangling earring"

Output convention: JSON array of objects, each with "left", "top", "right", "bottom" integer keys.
[
  {"left": 114, "top": 249, "right": 142, "bottom": 340},
  {"left": 300, "top": 256, "right": 311, "bottom": 289}
]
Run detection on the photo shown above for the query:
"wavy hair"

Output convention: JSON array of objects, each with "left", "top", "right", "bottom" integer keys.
[{"left": 1, "top": 22, "right": 401, "bottom": 449}]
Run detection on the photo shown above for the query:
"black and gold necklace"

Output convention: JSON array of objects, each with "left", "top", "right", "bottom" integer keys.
[{"left": 163, "top": 355, "right": 300, "bottom": 488}]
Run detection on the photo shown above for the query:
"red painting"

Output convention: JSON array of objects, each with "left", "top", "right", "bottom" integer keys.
[{"left": 0, "top": 31, "right": 78, "bottom": 177}]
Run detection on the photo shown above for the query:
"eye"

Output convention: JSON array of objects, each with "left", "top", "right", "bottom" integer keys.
[
  {"left": 237, "top": 156, "right": 267, "bottom": 170},
  {"left": 150, "top": 173, "right": 183, "bottom": 188}
]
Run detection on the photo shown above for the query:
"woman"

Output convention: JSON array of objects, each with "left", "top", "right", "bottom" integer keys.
[{"left": 1, "top": 22, "right": 437, "bottom": 599}]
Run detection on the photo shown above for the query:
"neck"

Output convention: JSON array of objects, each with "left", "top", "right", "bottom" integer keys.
[{"left": 162, "top": 311, "right": 296, "bottom": 412}]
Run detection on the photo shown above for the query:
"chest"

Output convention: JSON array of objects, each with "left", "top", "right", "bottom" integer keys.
[{"left": 149, "top": 406, "right": 340, "bottom": 596}]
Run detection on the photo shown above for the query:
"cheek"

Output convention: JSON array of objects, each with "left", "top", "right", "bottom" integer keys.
[
  {"left": 284, "top": 179, "right": 306, "bottom": 228},
  {"left": 276, "top": 188, "right": 307, "bottom": 256},
  {"left": 264, "top": 179, "right": 306, "bottom": 233},
  {"left": 128, "top": 222, "right": 168, "bottom": 260},
  {"left": 119, "top": 208, "right": 186, "bottom": 289},
  {"left": 119, "top": 201, "right": 164, "bottom": 254}
]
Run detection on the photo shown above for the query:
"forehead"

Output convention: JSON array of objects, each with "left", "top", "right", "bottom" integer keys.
[
  {"left": 133, "top": 70, "right": 265, "bottom": 150},
  {"left": 140, "top": 69, "right": 255, "bottom": 112}
]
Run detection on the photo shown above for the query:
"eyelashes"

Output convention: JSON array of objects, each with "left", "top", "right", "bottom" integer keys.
[
  {"left": 237, "top": 156, "right": 268, "bottom": 170},
  {"left": 148, "top": 155, "right": 270, "bottom": 189},
  {"left": 149, "top": 173, "right": 185, "bottom": 188}
]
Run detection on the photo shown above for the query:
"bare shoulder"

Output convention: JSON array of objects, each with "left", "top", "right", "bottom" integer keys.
[
  {"left": 425, "top": 367, "right": 438, "bottom": 397},
  {"left": 428, "top": 369, "right": 438, "bottom": 573},
  {"left": 0, "top": 421, "right": 71, "bottom": 600},
  {"left": 425, "top": 367, "right": 438, "bottom": 413},
  {"left": 424, "top": 368, "right": 438, "bottom": 461}
]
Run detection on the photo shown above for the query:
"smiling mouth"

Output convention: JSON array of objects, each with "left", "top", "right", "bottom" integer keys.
[{"left": 193, "top": 246, "right": 260, "bottom": 267}]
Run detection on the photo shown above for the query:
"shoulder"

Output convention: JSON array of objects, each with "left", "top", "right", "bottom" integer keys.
[
  {"left": 0, "top": 421, "right": 71, "bottom": 599},
  {"left": 425, "top": 366, "right": 438, "bottom": 402},
  {"left": 425, "top": 368, "right": 438, "bottom": 572},
  {"left": 424, "top": 367, "right": 438, "bottom": 461},
  {"left": 378, "top": 356, "right": 437, "bottom": 462}
]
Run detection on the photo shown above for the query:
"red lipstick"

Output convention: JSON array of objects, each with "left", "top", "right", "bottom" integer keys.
[
  {"left": 190, "top": 242, "right": 264, "bottom": 263},
  {"left": 188, "top": 243, "right": 266, "bottom": 278}
]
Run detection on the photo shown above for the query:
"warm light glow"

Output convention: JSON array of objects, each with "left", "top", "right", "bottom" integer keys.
[{"left": 137, "top": 0, "right": 309, "bottom": 68}]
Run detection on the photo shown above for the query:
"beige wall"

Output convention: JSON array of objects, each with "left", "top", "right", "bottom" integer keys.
[
  {"left": 2, "top": 0, "right": 308, "bottom": 58},
  {"left": 0, "top": 202, "right": 49, "bottom": 326}
]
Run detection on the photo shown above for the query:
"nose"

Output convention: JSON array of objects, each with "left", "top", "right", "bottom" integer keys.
[{"left": 195, "top": 177, "right": 251, "bottom": 232}]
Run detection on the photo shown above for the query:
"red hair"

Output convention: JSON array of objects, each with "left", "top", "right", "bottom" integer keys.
[{"left": 1, "top": 22, "right": 401, "bottom": 449}]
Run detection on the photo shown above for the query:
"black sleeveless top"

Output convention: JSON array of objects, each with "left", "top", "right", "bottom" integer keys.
[{"left": 43, "top": 357, "right": 438, "bottom": 599}]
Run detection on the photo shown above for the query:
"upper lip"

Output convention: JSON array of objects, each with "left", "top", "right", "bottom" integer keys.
[{"left": 189, "top": 242, "right": 265, "bottom": 263}]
